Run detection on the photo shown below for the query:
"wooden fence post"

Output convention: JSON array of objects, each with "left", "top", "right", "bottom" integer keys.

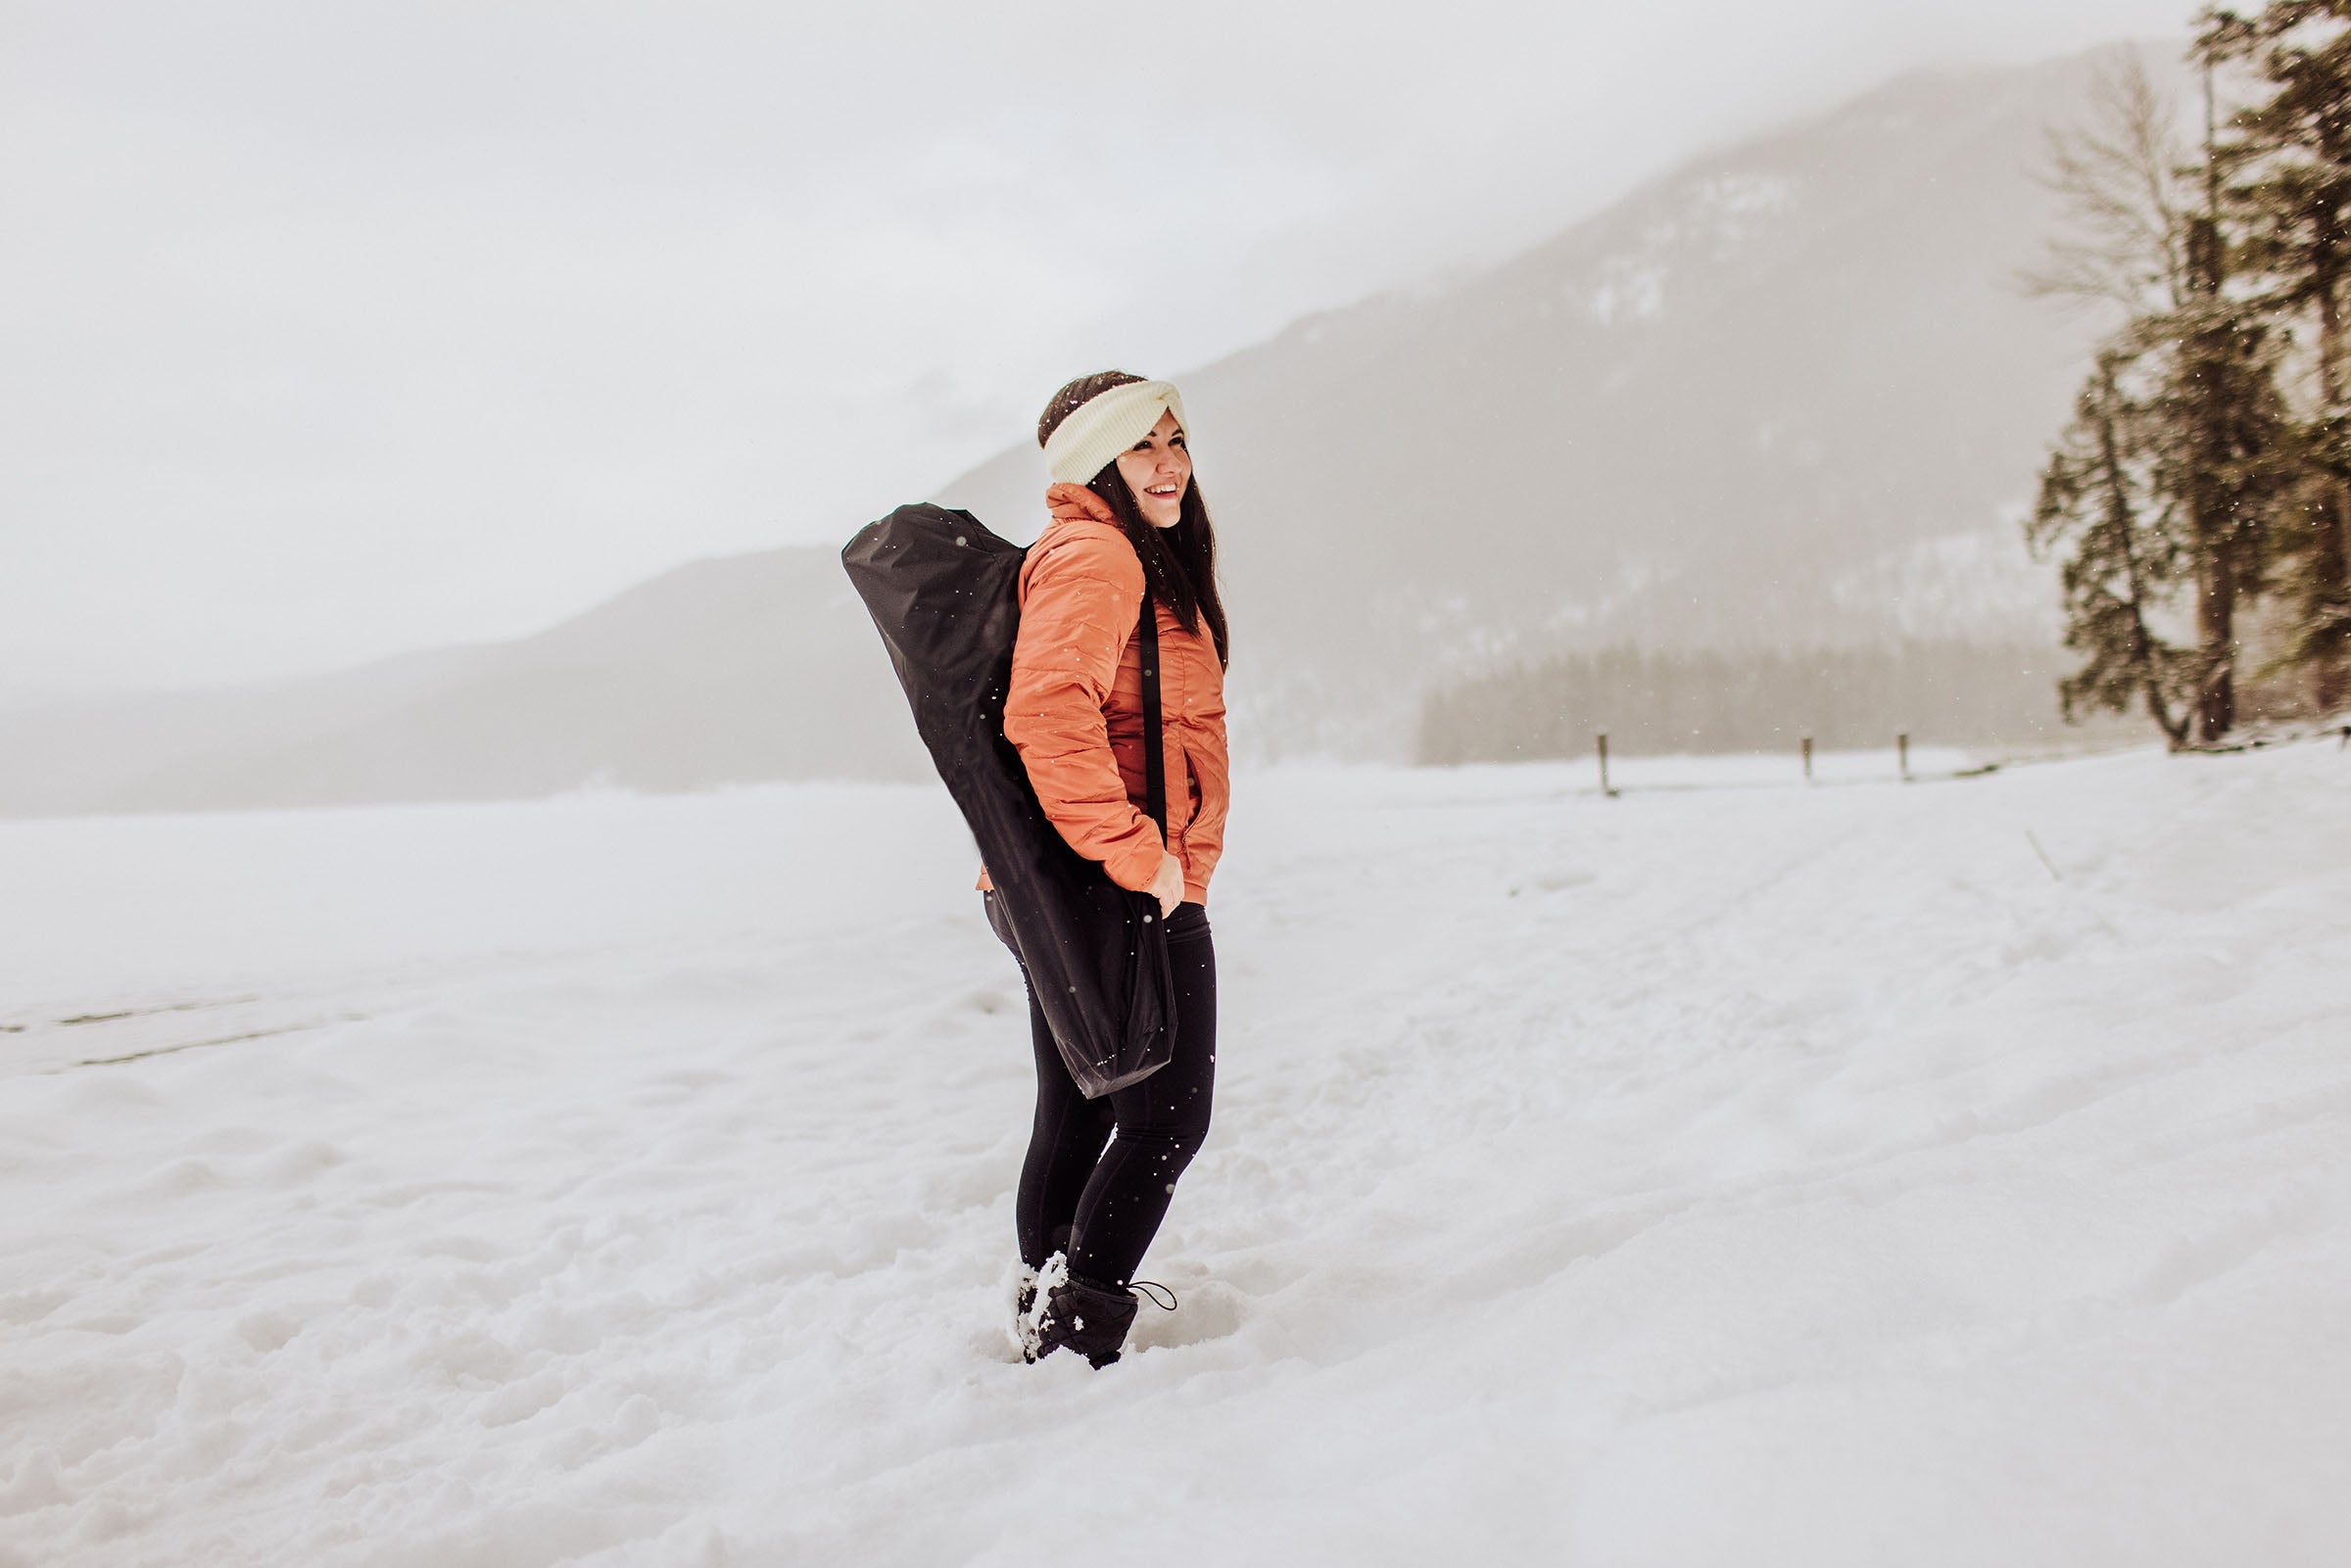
[
  {"left": 1597, "top": 733, "right": 1613, "bottom": 797},
  {"left": 1802, "top": 736, "right": 1814, "bottom": 783},
  {"left": 1898, "top": 732, "right": 1910, "bottom": 781}
]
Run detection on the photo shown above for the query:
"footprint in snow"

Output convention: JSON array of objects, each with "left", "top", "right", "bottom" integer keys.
[{"left": 1127, "top": 1280, "right": 1250, "bottom": 1353}]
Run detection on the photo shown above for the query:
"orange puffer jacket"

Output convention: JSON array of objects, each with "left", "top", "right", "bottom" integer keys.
[{"left": 978, "top": 483, "right": 1229, "bottom": 904}]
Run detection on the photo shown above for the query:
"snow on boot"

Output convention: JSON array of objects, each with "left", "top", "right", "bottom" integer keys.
[
  {"left": 1017, "top": 1254, "right": 1068, "bottom": 1364},
  {"left": 1005, "top": 1259, "right": 1043, "bottom": 1359},
  {"left": 1032, "top": 1271, "right": 1139, "bottom": 1369},
  {"left": 1015, "top": 1264, "right": 1038, "bottom": 1321}
]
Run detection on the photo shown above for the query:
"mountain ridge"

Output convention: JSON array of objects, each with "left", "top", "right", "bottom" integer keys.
[{"left": 932, "top": 48, "right": 2132, "bottom": 752}]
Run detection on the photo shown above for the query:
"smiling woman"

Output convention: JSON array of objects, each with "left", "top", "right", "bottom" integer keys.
[{"left": 975, "top": 370, "right": 1233, "bottom": 1368}]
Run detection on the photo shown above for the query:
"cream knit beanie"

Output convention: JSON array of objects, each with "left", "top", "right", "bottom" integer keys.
[{"left": 1042, "top": 378, "right": 1189, "bottom": 484}]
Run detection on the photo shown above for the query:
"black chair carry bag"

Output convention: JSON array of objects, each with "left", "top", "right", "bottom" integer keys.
[{"left": 841, "top": 503, "right": 1176, "bottom": 1099}]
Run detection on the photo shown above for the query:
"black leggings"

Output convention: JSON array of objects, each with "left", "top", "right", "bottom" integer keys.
[{"left": 986, "top": 892, "right": 1217, "bottom": 1286}]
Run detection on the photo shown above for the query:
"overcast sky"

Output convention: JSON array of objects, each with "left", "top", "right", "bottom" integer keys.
[{"left": 1, "top": 0, "right": 2200, "bottom": 699}]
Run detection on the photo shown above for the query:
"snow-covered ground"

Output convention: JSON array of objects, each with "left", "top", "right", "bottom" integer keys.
[{"left": 3, "top": 741, "right": 2347, "bottom": 1566}]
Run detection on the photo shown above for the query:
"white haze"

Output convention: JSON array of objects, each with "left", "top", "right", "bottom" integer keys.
[
  {"left": 0, "top": 48, "right": 2153, "bottom": 815},
  {"left": 1, "top": 0, "right": 2196, "bottom": 700}
]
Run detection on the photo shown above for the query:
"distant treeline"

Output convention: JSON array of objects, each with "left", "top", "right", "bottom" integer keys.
[{"left": 1417, "top": 641, "right": 2076, "bottom": 764}]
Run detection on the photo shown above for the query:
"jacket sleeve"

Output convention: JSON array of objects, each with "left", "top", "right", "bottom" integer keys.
[
  {"left": 1002, "top": 528, "right": 1165, "bottom": 892},
  {"left": 1179, "top": 711, "right": 1229, "bottom": 890}
]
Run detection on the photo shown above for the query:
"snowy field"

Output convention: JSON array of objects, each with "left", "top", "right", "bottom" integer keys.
[{"left": 3, "top": 741, "right": 2348, "bottom": 1566}]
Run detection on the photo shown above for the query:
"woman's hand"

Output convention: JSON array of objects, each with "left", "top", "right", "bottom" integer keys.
[{"left": 1149, "top": 852, "right": 1184, "bottom": 918}]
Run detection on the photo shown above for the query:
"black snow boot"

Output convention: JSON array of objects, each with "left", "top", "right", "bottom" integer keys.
[{"left": 1032, "top": 1273, "right": 1139, "bottom": 1369}]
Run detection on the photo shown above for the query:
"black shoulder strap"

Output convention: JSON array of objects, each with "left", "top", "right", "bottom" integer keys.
[{"left": 1137, "top": 587, "right": 1168, "bottom": 838}]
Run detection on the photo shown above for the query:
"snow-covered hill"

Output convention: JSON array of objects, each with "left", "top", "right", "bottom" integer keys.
[
  {"left": 0, "top": 547, "right": 931, "bottom": 817},
  {"left": 3, "top": 737, "right": 2345, "bottom": 1563}
]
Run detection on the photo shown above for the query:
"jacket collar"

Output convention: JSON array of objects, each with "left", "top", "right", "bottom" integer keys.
[{"left": 1043, "top": 482, "right": 1123, "bottom": 530}]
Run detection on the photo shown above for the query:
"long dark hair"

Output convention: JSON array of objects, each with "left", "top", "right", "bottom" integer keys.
[{"left": 1037, "top": 371, "right": 1230, "bottom": 670}]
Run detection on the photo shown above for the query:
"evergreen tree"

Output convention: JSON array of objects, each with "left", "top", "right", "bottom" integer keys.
[
  {"left": 2028, "top": 55, "right": 2290, "bottom": 743},
  {"left": 2200, "top": 3, "right": 2351, "bottom": 712},
  {"left": 2028, "top": 351, "right": 2197, "bottom": 744}
]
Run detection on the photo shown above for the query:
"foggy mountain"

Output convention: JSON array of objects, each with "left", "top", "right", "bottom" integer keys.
[
  {"left": 3, "top": 47, "right": 2136, "bottom": 817},
  {"left": 0, "top": 552, "right": 929, "bottom": 817},
  {"left": 937, "top": 48, "right": 2128, "bottom": 755}
]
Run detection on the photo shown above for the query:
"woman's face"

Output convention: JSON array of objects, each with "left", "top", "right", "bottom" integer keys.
[{"left": 1115, "top": 409, "right": 1191, "bottom": 529}]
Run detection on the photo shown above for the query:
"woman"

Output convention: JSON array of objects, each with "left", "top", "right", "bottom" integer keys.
[{"left": 980, "top": 371, "right": 1230, "bottom": 1369}]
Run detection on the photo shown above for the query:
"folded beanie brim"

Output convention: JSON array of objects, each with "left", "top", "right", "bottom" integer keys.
[{"left": 1042, "top": 379, "right": 1188, "bottom": 485}]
